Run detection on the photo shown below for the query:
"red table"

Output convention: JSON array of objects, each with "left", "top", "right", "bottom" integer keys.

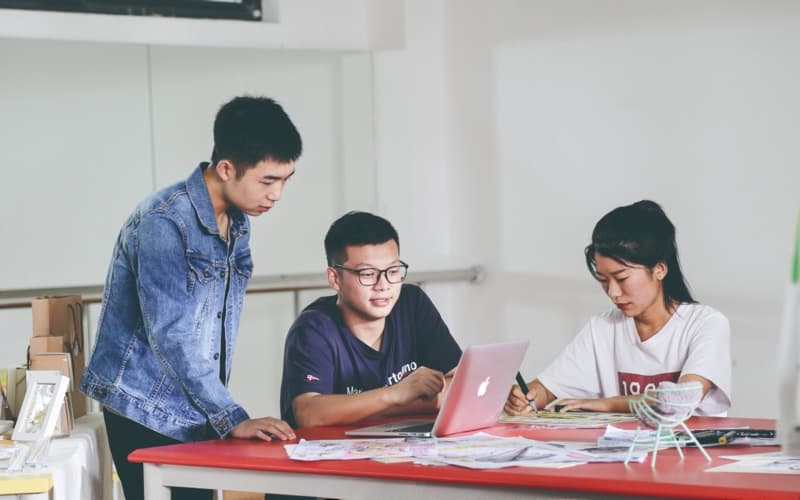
[{"left": 130, "top": 416, "right": 800, "bottom": 499}]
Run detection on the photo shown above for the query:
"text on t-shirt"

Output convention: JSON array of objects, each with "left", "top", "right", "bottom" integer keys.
[{"left": 617, "top": 370, "right": 680, "bottom": 396}]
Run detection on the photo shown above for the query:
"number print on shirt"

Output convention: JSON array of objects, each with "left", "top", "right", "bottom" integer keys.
[{"left": 618, "top": 371, "right": 680, "bottom": 396}]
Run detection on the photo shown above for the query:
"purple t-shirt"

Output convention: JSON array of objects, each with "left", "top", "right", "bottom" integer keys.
[{"left": 280, "top": 284, "right": 462, "bottom": 427}]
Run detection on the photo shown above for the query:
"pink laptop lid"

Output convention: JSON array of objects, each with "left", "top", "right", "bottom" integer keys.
[
  {"left": 431, "top": 339, "right": 529, "bottom": 437},
  {"left": 345, "top": 339, "right": 529, "bottom": 438}
]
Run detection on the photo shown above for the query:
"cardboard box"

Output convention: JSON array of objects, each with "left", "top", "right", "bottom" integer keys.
[
  {"left": 69, "top": 349, "right": 87, "bottom": 418},
  {"left": 30, "top": 354, "right": 73, "bottom": 390},
  {"left": 31, "top": 295, "right": 82, "bottom": 340},
  {"left": 29, "top": 336, "right": 67, "bottom": 356},
  {"left": 30, "top": 353, "right": 86, "bottom": 418},
  {"left": 29, "top": 295, "right": 87, "bottom": 418},
  {"left": 54, "top": 391, "right": 74, "bottom": 436}
]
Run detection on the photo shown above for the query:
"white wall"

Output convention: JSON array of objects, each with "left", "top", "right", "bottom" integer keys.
[
  {"left": 371, "top": 0, "right": 800, "bottom": 417},
  {"left": 3, "top": 0, "right": 799, "bottom": 421},
  {"left": 0, "top": 36, "right": 375, "bottom": 417}
]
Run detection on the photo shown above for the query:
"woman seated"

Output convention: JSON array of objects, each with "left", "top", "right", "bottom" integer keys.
[{"left": 506, "top": 200, "right": 731, "bottom": 416}]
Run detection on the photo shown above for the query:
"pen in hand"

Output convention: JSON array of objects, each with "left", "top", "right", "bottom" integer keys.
[{"left": 515, "top": 372, "right": 538, "bottom": 414}]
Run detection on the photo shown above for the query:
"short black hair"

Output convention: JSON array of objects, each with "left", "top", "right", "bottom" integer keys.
[
  {"left": 585, "top": 199, "right": 696, "bottom": 310},
  {"left": 210, "top": 96, "right": 302, "bottom": 177},
  {"left": 324, "top": 211, "right": 399, "bottom": 266}
]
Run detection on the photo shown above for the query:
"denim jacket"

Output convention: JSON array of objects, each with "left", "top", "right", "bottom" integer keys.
[{"left": 80, "top": 163, "right": 253, "bottom": 442}]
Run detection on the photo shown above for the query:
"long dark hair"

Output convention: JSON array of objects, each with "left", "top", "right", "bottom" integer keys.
[{"left": 584, "top": 200, "right": 695, "bottom": 311}]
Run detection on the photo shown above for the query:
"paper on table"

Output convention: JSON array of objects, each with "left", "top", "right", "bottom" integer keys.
[
  {"left": 287, "top": 437, "right": 436, "bottom": 461},
  {"left": 500, "top": 411, "right": 636, "bottom": 429},
  {"left": 546, "top": 440, "right": 648, "bottom": 463},
  {"left": 706, "top": 454, "right": 800, "bottom": 474},
  {"left": 285, "top": 432, "right": 647, "bottom": 469},
  {"left": 412, "top": 433, "right": 585, "bottom": 469},
  {"left": 719, "top": 451, "right": 791, "bottom": 461}
]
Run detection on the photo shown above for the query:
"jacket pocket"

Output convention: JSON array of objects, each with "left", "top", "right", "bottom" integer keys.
[
  {"left": 232, "top": 250, "right": 253, "bottom": 278},
  {"left": 187, "top": 252, "right": 215, "bottom": 291}
]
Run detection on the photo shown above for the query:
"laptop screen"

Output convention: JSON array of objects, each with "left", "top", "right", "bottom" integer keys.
[{"left": 346, "top": 340, "right": 529, "bottom": 438}]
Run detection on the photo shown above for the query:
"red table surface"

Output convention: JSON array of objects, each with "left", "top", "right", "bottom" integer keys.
[{"left": 130, "top": 416, "right": 800, "bottom": 499}]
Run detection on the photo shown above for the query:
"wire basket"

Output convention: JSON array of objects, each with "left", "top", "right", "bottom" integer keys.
[{"left": 624, "top": 381, "right": 711, "bottom": 468}]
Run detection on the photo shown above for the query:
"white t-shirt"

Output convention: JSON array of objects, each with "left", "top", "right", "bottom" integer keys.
[{"left": 538, "top": 303, "right": 731, "bottom": 415}]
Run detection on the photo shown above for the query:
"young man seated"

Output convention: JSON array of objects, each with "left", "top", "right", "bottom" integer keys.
[{"left": 280, "top": 211, "right": 462, "bottom": 428}]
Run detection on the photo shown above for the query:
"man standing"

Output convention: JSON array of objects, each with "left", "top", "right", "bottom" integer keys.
[
  {"left": 81, "top": 96, "right": 301, "bottom": 500},
  {"left": 280, "top": 211, "right": 462, "bottom": 428}
]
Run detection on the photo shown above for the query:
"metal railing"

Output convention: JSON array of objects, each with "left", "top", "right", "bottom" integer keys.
[{"left": 0, "top": 266, "right": 485, "bottom": 313}]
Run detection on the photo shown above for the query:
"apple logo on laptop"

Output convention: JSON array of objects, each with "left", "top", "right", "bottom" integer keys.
[{"left": 477, "top": 376, "right": 491, "bottom": 397}]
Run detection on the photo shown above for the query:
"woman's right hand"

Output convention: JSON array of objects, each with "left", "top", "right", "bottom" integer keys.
[{"left": 504, "top": 385, "right": 533, "bottom": 416}]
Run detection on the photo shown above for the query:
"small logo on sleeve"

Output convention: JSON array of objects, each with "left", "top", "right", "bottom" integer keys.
[{"left": 306, "top": 374, "right": 320, "bottom": 382}]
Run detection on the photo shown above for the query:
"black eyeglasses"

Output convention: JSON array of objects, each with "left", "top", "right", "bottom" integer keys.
[{"left": 333, "top": 261, "right": 409, "bottom": 286}]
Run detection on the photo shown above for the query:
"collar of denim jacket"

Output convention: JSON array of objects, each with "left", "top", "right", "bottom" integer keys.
[
  {"left": 187, "top": 162, "right": 248, "bottom": 238},
  {"left": 187, "top": 162, "right": 223, "bottom": 236}
]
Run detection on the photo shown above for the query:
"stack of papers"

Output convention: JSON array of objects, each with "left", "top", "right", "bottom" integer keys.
[
  {"left": 285, "top": 432, "right": 648, "bottom": 469},
  {"left": 499, "top": 411, "right": 636, "bottom": 429},
  {"left": 285, "top": 437, "right": 435, "bottom": 461}
]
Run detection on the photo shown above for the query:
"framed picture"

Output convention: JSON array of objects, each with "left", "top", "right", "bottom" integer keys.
[{"left": 12, "top": 370, "right": 69, "bottom": 442}]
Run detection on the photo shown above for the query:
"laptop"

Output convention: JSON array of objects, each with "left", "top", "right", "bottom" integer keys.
[{"left": 345, "top": 340, "right": 529, "bottom": 438}]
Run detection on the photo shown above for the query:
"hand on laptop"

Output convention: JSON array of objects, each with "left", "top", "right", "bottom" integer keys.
[{"left": 390, "top": 367, "right": 446, "bottom": 406}]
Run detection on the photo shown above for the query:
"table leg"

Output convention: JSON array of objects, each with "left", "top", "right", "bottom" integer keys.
[{"left": 142, "top": 464, "right": 170, "bottom": 500}]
